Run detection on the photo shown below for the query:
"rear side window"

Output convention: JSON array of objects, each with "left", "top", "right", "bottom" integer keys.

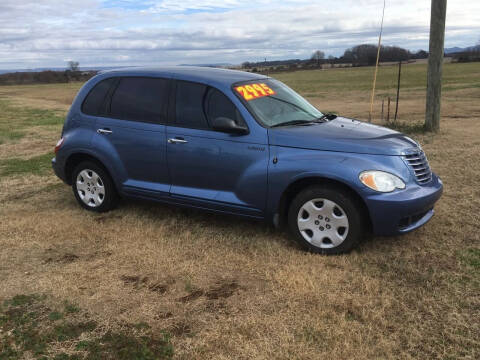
[
  {"left": 175, "top": 81, "right": 208, "bottom": 129},
  {"left": 81, "top": 78, "right": 116, "bottom": 116},
  {"left": 110, "top": 77, "right": 169, "bottom": 123},
  {"left": 206, "top": 89, "right": 245, "bottom": 126}
]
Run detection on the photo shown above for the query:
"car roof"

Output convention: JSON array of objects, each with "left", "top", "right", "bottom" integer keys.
[{"left": 99, "top": 66, "right": 268, "bottom": 87}]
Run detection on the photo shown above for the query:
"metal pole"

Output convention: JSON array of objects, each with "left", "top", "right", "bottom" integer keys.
[
  {"left": 425, "top": 0, "right": 447, "bottom": 132},
  {"left": 368, "top": 0, "right": 386, "bottom": 122},
  {"left": 381, "top": 99, "right": 385, "bottom": 122},
  {"left": 394, "top": 61, "right": 402, "bottom": 122},
  {"left": 387, "top": 97, "right": 391, "bottom": 122}
]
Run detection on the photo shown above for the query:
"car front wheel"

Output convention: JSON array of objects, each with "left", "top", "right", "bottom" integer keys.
[{"left": 288, "top": 185, "right": 364, "bottom": 254}]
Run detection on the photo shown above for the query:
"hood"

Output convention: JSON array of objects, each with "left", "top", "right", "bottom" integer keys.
[{"left": 268, "top": 117, "right": 418, "bottom": 155}]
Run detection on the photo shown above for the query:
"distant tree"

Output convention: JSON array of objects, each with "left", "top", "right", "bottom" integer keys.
[
  {"left": 241, "top": 61, "right": 251, "bottom": 69},
  {"left": 343, "top": 44, "right": 377, "bottom": 66},
  {"left": 65, "top": 61, "right": 80, "bottom": 82},
  {"left": 311, "top": 50, "right": 325, "bottom": 67},
  {"left": 68, "top": 61, "right": 80, "bottom": 72},
  {"left": 381, "top": 46, "right": 411, "bottom": 62},
  {"left": 413, "top": 50, "right": 429, "bottom": 59},
  {"left": 328, "top": 55, "right": 336, "bottom": 65},
  {"left": 343, "top": 44, "right": 411, "bottom": 66}
]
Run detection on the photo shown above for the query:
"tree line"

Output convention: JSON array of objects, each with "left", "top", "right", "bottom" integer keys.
[
  {"left": 0, "top": 61, "right": 95, "bottom": 85},
  {"left": 242, "top": 44, "right": 430, "bottom": 71},
  {"left": 341, "top": 44, "right": 428, "bottom": 66},
  {"left": 451, "top": 45, "right": 480, "bottom": 63}
]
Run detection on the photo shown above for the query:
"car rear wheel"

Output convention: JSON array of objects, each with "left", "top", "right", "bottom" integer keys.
[
  {"left": 288, "top": 185, "right": 364, "bottom": 254},
  {"left": 72, "top": 161, "right": 118, "bottom": 212}
]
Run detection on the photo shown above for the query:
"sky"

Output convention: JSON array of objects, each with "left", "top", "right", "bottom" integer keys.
[{"left": 0, "top": 0, "right": 479, "bottom": 70}]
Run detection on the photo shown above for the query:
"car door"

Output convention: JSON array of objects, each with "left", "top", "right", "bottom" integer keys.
[
  {"left": 166, "top": 80, "right": 269, "bottom": 217},
  {"left": 91, "top": 76, "right": 171, "bottom": 197}
]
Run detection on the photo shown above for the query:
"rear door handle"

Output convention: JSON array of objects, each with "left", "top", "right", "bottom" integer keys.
[
  {"left": 97, "top": 128, "right": 112, "bottom": 135},
  {"left": 168, "top": 137, "right": 188, "bottom": 144}
]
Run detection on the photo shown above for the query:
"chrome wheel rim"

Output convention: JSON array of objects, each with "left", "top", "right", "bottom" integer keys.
[
  {"left": 76, "top": 169, "right": 105, "bottom": 207},
  {"left": 297, "top": 198, "right": 349, "bottom": 248}
]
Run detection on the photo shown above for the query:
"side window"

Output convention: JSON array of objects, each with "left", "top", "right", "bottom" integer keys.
[
  {"left": 206, "top": 88, "right": 245, "bottom": 126},
  {"left": 81, "top": 78, "right": 116, "bottom": 116},
  {"left": 175, "top": 81, "right": 208, "bottom": 129},
  {"left": 110, "top": 77, "right": 169, "bottom": 123}
]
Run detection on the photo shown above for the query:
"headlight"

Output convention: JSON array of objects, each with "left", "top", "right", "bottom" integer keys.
[{"left": 359, "top": 170, "right": 406, "bottom": 192}]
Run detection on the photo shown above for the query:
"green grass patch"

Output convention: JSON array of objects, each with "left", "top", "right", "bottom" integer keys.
[
  {"left": 0, "top": 294, "right": 174, "bottom": 360},
  {"left": 26, "top": 108, "right": 64, "bottom": 127},
  {"left": 0, "top": 130, "right": 25, "bottom": 144},
  {"left": 48, "top": 311, "right": 63, "bottom": 321},
  {"left": 63, "top": 300, "right": 80, "bottom": 314},
  {"left": 76, "top": 331, "right": 173, "bottom": 360},
  {"left": 0, "top": 99, "right": 64, "bottom": 145},
  {"left": 460, "top": 248, "right": 480, "bottom": 269},
  {"left": 184, "top": 277, "right": 194, "bottom": 293},
  {"left": 0, "top": 152, "right": 53, "bottom": 177},
  {"left": 53, "top": 321, "right": 98, "bottom": 342}
]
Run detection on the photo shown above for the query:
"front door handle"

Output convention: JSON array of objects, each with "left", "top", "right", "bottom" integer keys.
[
  {"left": 168, "top": 138, "right": 188, "bottom": 144},
  {"left": 97, "top": 128, "right": 113, "bottom": 135}
]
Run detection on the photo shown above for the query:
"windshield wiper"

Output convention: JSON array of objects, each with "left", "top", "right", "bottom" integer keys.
[
  {"left": 316, "top": 113, "right": 338, "bottom": 122},
  {"left": 270, "top": 120, "right": 315, "bottom": 128}
]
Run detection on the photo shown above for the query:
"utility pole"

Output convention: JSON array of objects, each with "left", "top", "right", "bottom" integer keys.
[{"left": 425, "top": 0, "right": 447, "bottom": 132}]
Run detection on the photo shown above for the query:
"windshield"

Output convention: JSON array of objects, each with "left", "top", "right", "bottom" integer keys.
[{"left": 233, "top": 79, "right": 323, "bottom": 127}]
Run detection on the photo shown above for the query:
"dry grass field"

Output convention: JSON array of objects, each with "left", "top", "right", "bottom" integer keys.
[{"left": 1, "top": 62, "right": 479, "bottom": 359}]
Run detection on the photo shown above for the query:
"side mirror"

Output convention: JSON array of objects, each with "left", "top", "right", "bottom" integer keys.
[{"left": 211, "top": 117, "right": 249, "bottom": 135}]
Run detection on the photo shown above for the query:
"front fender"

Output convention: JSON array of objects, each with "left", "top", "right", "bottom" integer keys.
[{"left": 266, "top": 146, "right": 411, "bottom": 222}]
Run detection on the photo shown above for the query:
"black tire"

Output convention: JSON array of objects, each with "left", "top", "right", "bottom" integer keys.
[
  {"left": 287, "top": 185, "right": 364, "bottom": 255},
  {"left": 72, "top": 161, "right": 118, "bottom": 212}
]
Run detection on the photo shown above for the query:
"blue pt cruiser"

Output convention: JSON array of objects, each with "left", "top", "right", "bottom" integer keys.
[{"left": 52, "top": 66, "right": 443, "bottom": 254}]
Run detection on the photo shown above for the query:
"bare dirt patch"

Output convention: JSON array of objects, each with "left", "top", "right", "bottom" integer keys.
[
  {"left": 149, "top": 282, "right": 169, "bottom": 294},
  {"left": 205, "top": 280, "right": 240, "bottom": 300},
  {"left": 44, "top": 253, "right": 79, "bottom": 264},
  {"left": 178, "top": 289, "right": 204, "bottom": 303}
]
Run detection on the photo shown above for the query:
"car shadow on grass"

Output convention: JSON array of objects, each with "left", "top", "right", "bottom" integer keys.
[
  {"left": 116, "top": 197, "right": 301, "bottom": 251},
  {"left": 110, "top": 197, "right": 408, "bottom": 255}
]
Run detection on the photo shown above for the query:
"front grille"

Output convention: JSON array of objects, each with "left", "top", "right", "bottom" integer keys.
[{"left": 403, "top": 150, "right": 432, "bottom": 184}]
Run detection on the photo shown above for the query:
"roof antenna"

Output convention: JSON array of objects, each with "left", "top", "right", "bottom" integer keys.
[{"left": 369, "top": 0, "right": 386, "bottom": 123}]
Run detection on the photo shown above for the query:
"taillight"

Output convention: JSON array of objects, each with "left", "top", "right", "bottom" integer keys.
[{"left": 54, "top": 138, "right": 65, "bottom": 154}]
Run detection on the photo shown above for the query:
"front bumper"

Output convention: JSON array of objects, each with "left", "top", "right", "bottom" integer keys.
[{"left": 364, "top": 173, "right": 443, "bottom": 236}]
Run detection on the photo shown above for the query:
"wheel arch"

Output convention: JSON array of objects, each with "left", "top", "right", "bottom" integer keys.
[
  {"left": 65, "top": 152, "right": 116, "bottom": 190},
  {"left": 276, "top": 176, "right": 372, "bottom": 232}
]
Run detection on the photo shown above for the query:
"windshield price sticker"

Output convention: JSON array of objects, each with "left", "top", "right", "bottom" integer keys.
[{"left": 235, "top": 83, "right": 276, "bottom": 101}]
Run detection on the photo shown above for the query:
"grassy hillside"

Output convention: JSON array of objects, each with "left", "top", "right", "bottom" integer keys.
[{"left": 274, "top": 61, "right": 480, "bottom": 94}]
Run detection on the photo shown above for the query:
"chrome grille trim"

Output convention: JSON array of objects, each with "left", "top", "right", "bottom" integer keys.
[{"left": 403, "top": 150, "right": 432, "bottom": 184}]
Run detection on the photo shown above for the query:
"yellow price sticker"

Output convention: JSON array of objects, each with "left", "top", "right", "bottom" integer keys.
[{"left": 235, "top": 83, "right": 276, "bottom": 101}]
